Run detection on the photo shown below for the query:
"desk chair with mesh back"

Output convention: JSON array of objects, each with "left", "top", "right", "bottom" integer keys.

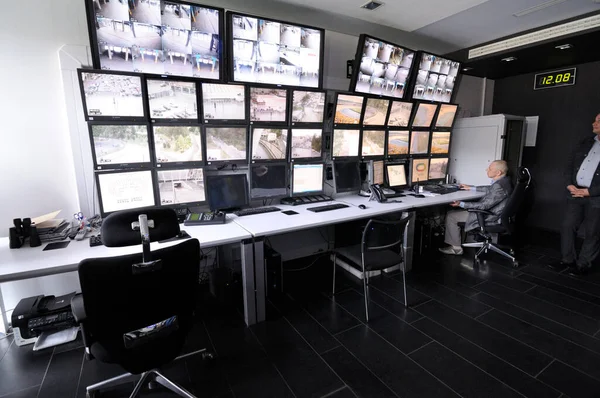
[
  {"left": 71, "top": 208, "right": 210, "bottom": 398},
  {"left": 462, "top": 167, "right": 531, "bottom": 268},
  {"left": 332, "top": 215, "right": 410, "bottom": 322}
]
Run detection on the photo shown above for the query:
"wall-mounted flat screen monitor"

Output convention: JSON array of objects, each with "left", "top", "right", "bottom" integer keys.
[
  {"left": 201, "top": 83, "right": 246, "bottom": 122},
  {"left": 96, "top": 170, "right": 156, "bottom": 215},
  {"left": 250, "top": 163, "right": 287, "bottom": 198},
  {"left": 228, "top": 12, "right": 324, "bottom": 88},
  {"left": 435, "top": 104, "right": 459, "bottom": 128},
  {"left": 387, "top": 130, "right": 409, "bottom": 157},
  {"left": 387, "top": 101, "right": 413, "bottom": 127},
  {"left": 411, "top": 158, "right": 430, "bottom": 183},
  {"left": 206, "top": 173, "right": 249, "bottom": 211},
  {"left": 349, "top": 34, "right": 415, "bottom": 98},
  {"left": 251, "top": 128, "right": 288, "bottom": 161},
  {"left": 429, "top": 158, "right": 449, "bottom": 181},
  {"left": 205, "top": 127, "right": 247, "bottom": 162},
  {"left": 250, "top": 87, "right": 288, "bottom": 123},
  {"left": 333, "top": 161, "right": 361, "bottom": 193},
  {"left": 79, "top": 70, "right": 145, "bottom": 121},
  {"left": 146, "top": 79, "right": 198, "bottom": 121},
  {"left": 90, "top": 123, "right": 151, "bottom": 169},
  {"left": 410, "top": 131, "right": 431, "bottom": 155},
  {"left": 431, "top": 131, "right": 451, "bottom": 155},
  {"left": 157, "top": 168, "right": 206, "bottom": 205},
  {"left": 332, "top": 129, "right": 360, "bottom": 158},
  {"left": 412, "top": 52, "right": 461, "bottom": 103},
  {"left": 290, "top": 129, "right": 322, "bottom": 160},
  {"left": 291, "top": 163, "right": 324, "bottom": 195},
  {"left": 411, "top": 103, "right": 438, "bottom": 128},
  {"left": 291, "top": 90, "right": 326, "bottom": 124},
  {"left": 334, "top": 94, "right": 364, "bottom": 125},
  {"left": 86, "top": 0, "right": 224, "bottom": 79},
  {"left": 386, "top": 163, "right": 407, "bottom": 188},
  {"left": 361, "top": 130, "right": 386, "bottom": 158},
  {"left": 363, "top": 98, "right": 390, "bottom": 126},
  {"left": 152, "top": 125, "right": 203, "bottom": 165}
]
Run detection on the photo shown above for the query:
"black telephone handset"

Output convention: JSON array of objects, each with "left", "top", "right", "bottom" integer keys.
[{"left": 370, "top": 184, "right": 388, "bottom": 203}]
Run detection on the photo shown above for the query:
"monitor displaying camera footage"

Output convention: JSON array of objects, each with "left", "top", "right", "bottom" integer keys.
[
  {"left": 431, "top": 131, "right": 451, "bottom": 155},
  {"left": 412, "top": 103, "right": 438, "bottom": 128},
  {"left": 90, "top": 124, "right": 151, "bottom": 168},
  {"left": 146, "top": 79, "right": 198, "bottom": 120},
  {"left": 201, "top": 83, "right": 246, "bottom": 121},
  {"left": 387, "top": 130, "right": 409, "bottom": 157},
  {"left": 361, "top": 130, "right": 386, "bottom": 158},
  {"left": 363, "top": 98, "right": 390, "bottom": 126},
  {"left": 250, "top": 87, "right": 288, "bottom": 123},
  {"left": 88, "top": 0, "right": 223, "bottom": 79},
  {"left": 386, "top": 163, "right": 407, "bottom": 188},
  {"left": 435, "top": 104, "right": 459, "bottom": 128},
  {"left": 412, "top": 52, "right": 461, "bottom": 103},
  {"left": 334, "top": 94, "right": 364, "bottom": 125},
  {"left": 332, "top": 129, "right": 360, "bottom": 158},
  {"left": 290, "top": 129, "right": 322, "bottom": 160},
  {"left": 250, "top": 163, "right": 287, "bottom": 198},
  {"left": 429, "top": 157, "right": 449, "bottom": 180},
  {"left": 350, "top": 35, "right": 415, "bottom": 99},
  {"left": 387, "top": 101, "right": 413, "bottom": 127},
  {"left": 97, "top": 170, "right": 156, "bottom": 214},
  {"left": 157, "top": 168, "right": 206, "bottom": 205},
  {"left": 291, "top": 90, "right": 325, "bottom": 124},
  {"left": 206, "top": 174, "right": 249, "bottom": 211},
  {"left": 152, "top": 125, "right": 202, "bottom": 164},
  {"left": 79, "top": 71, "right": 145, "bottom": 120},
  {"left": 411, "top": 158, "right": 430, "bottom": 183},
  {"left": 251, "top": 128, "right": 288, "bottom": 161},
  {"left": 229, "top": 12, "right": 323, "bottom": 88},
  {"left": 410, "top": 131, "right": 431, "bottom": 155},
  {"left": 205, "top": 127, "right": 247, "bottom": 162}
]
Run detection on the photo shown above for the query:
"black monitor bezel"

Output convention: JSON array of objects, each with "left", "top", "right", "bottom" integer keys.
[
  {"left": 385, "top": 161, "right": 409, "bottom": 189},
  {"left": 410, "top": 101, "right": 440, "bottom": 130},
  {"left": 359, "top": 128, "right": 387, "bottom": 160},
  {"left": 249, "top": 162, "right": 289, "bottom": 199},
  {"left": 433, "top": 103, "right": 459, "bottom": 130},
  {"left": 348, "top": 34, "right": 417, "bottom": 100},
  {"left": 84, "top": 0, "right": 226, "bottom": 81},
  {"left": 88, "top": 121, "right": 153, "bottom": 170},
  {"left": 248, "top": 85, "right": 289, "bottom": 126},
  {"left": 78, "top": 68, "right": 148, "bottom": 122},
  {"left": 386, "top": 99, "right": 415, "bottom": 128},
  {"left": 289, "top": 128, "right": 324, "bottom": 162},
  {"left": 289, "top": 88, "right": 327, "bottom": 126},
  {"left": 146, "top": 76, "right": 201, "bottom": 123},
  {"left": 409, "top": 157, "right": 431, "bottom": 184},
  {"left": 249, "top": 126, "right": 289, "bottom": 163},
  {"left": 205, "top": 173, "right": 250, "bottom": 211},
  {"left": 386, "top": 129, "right": 411, "bottom": 160},
  {"left": 155, "top": 166, "right": 208, "bottom": 208},
  {"left": 333, "top": 160, "right": 361, "bottom": 194},
  {"left": 290, "top": 162, "right": 325, "bottom": 197},
  {"left": 226, "top": 11, "right": 325, "bottom": 89},
  {"left": 408, "top": 51, "right": 462, "bottom": 104},
  {"left": 200, "top": 82, "right": 248, "bottom": 124},
  {"left": 204, "top": 125, "right": 250, "bottom": 165},
  {"left": 430, "top": 130, "right": 452, "bottom": 157},
  {"left": 151, "top": 123, "right": 205, "bottom": 168},
  {"left": 409, "top": 130, "right": 432, "bottom": 156},
  {"left": 95, "top": 169, "right": 158, "bottom": 217},
  {"left": 428, "top": 157, "right": 450, "bottom": 183},
  {"left": 331, "top": 128, "right": 361, "bottom": 161},
  {"left": 361, "top": 96, "right": 391, "bottom": 128},
  {"left": 333, "top": 92, "right": 365, "bottom": 127}
]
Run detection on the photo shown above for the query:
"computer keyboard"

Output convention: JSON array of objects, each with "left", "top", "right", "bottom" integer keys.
[
  {"left": 307, "top": 203, "right": 350, "bottom": 213},
  {"left": 424, "top": 185, "right": 460, "bottom": 194},
  {"left": 234, "top": 207, "right": 281, "bottom": 217}
]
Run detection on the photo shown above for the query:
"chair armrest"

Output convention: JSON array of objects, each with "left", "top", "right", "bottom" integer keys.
[{"left": 71, "top": 294, "right": 86, "bottom": 323}]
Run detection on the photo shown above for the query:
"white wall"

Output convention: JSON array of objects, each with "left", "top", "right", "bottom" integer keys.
[{"left": 453, "top": 75, "right": 495, "bottom": 119}]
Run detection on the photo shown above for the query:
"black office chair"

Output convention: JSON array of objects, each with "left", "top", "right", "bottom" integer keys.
[
  {"left": 332, "top": 215, "right": 410, "bottom": 322},
  {"left": 71, "top": 208, "right": 210, "bottom": 398},
  {"left": 462, "top": 167, "right": 531, "bottom": 268}
]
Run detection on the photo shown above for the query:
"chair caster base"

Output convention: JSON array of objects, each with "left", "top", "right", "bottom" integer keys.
[
  {"left": 202, "top": 352, "right": 215, "bottom": 360},
  {"left": 512, "top": 261, "right": 519, "bottom": 268}
]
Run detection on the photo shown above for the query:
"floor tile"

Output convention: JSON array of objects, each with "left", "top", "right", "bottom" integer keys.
[
  {"left": 368, "top": 275, "right": 430, "bottom": 307},
  {"left": 518, "top": 273, "right": 600, "bottom": 307},
  {"left": 521, "top": 266, "right": 600, "bottom": 298},
  {"left": 0, "top": 340, "right": 53, "bottom": 397},
  {"left": 38, "top": 348, "right": 83, "bottom": 398},
  {"left": 0, "top": 335, "right": 14, "bottom": 363},
  {"left": 365, "top": 312, "right": 431, "bottom": 355},
  {"left": 0, "top": 385, "right": 40, "bottom": 398},
  {"left": 76, "top": 357, "right": 134, "bottom": 398},
  {"left": 332, "top": 289, "right": 391, "bottom": 324},
  {"left": 294, "top": 294, "right": 362, "bottom": 336},
  {"left": 324, "top": 387, "right": 357, "bottom": 398},
  {"left": 537, "top": 360, "right": 600, "bottom": 398},
  {"left": 527, "top": 285, "right": 600, "bottom": 321},
  {"left": 358, "top": 287, "right": 425, "bottom": 323}
]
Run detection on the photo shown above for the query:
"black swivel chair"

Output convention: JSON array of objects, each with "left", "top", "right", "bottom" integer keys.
[
  {"left": 71, "top": 208, "right": 210, "bottom": 398},
  {"left": 462, "top": 167, "right": 531, "bottom": 268},
  {"left": 332, "top": 215, "right": 411, "bottom": 322}
]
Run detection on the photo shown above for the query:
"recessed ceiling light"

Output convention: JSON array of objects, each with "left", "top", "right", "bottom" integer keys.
[
  {"left": 361, "top": 1, "right": 384, "bottom": 10},
  {"left": 501, "top": 56, "right": 517, "bottom": 62},
  {"left": 555, "top": 43, "right": 573, "bottom": 50}
]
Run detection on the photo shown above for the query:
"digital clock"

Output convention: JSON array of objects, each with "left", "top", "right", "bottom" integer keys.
[{"left": 534, "top": 68, "right": 576, "bottom": 90}]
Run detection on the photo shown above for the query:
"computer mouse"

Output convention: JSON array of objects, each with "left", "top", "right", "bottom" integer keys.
[{"left": 358, "top": 204, "right": 367, "bottom": 209}]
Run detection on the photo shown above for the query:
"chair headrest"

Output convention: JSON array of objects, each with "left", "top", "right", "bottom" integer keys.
[
  {"left": 101, "top": 208, "right": 180, "bottom": 247},
  {"left": 517, "top": 167, "right": 531, "bottom": 188}
]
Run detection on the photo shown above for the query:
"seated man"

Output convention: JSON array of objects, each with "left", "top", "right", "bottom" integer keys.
[{"left": 439, "top": 160, "right": 512, "bottom": 255}]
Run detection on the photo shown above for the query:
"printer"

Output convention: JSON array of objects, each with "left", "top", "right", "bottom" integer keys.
[{"left": 11, "top": 292, "right": 77, "bottom": 346}]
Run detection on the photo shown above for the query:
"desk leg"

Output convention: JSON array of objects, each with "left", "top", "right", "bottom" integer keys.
[
  {"left": 0, "top": 284, "right": 8, "bottom": 333},
  {"left": 254, "top": 238, "right": 266, "bottom": 323},
  {"left": 241, "top": 239, "right": 256, "bottom": 326},
  {"left": 403, "top": 211, "right": 416, "bottom": 272}
]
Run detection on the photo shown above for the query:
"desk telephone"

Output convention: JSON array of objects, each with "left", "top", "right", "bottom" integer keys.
[{"left": 370, "top": 184, "right": 388, "bottom": 202}]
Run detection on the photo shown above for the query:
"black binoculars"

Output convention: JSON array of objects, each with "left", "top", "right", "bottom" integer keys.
[{"left": 9, "top": 218, "right": 41, "bottom": 249}]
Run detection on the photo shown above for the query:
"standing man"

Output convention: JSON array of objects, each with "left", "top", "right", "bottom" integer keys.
[
  {"left": 439, "top": 160, "right": 512, "bottom": 255},
  {"left": 549, "top": 113, "right": 600, "bottom": 276}
]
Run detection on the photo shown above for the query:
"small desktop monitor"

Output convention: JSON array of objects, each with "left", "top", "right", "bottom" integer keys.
[
  {"left": 290, "top": 129, "right": 322, "bottom": 160},
  {"left": 79, "top": 70, "right": 146, "bottom": 121},
  {"left": 146, "top": 79, "right": 198, "bottom": 121},
  {"left": 96, "top": 170, "right": 156, "bottom": 216},
  {"left": 334, "top": 94, "right": 364, "bottom": 125},
  {"left": 333, "top": 161, "right": 361, "bottom": 193},
  {"left": 152, "top": 125, "right": 203, "bottom": 166},
  {"left": 413, "top": 52, "right": 461, "bottom": 103},
  {"left": 251, "top": 128, "right": 288, "bottom": 161},
  {"left": 206, "top": 173, "right": 249, "bottom": 211},
  {"left": 291, "top": 163, "right": 324, "bottom": 196},
  {"left": 201, "top": 83, "right": 246, "bottom": 122},
  {"left": 410, "top": 131, "right": 431, "bottom": 155},
  {"left": 370, "top": 160, "right": 385, "bottom": 185},
  {"left": 387, "top": 130, "right": 410, "bottom": 157},
  {"left": 205, "top": 127, "right": 248, "bottom": 163},
  {"left": 411, "top": 102, "right": 438, "bottom": 129},
  {"left": 332, "top": 129, "right": 360, "bottom": 159},
  {"left": 411, "top": 158, "right": 430, "bottom": 184},
  {"left": 249, "top": 87, "right": 288, "bottom": 123},
  {"left": 89, "top": 123, "right": 151, "bottom": 169},
  {"left": 157, "top": 168, "right": 206, "bottom": 206},
  {"left": 250, "top": 164, "right": 287, "bottom": 198},
  {"left": 361, "top": 130, "right": 386, "bottom": 158},
  {"left": 429, "top": 157, "right": 449, "bottom": 181},
  {"left": 291, "top": 89, "right": 326, "bottom": 124},
  {"left": 431, "top": 131, "right": 451, "bottom": 155},
  {"left": 363, "top": 98, "right": 390, "bottom": 126},
  {"left": 434, "top": 104, "right": 459, "bottom": 129},
  {"left": 386, "top": 163, "right": 408, "bottom": 188}
]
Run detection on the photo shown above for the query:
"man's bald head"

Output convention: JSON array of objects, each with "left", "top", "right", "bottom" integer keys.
[{"left": 487, "top": 160, "right": 508, "bottom": 180}]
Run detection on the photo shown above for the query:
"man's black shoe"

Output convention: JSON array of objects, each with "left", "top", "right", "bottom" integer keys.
[
  {"left": 568, "top": 266, "right": 589, "bottom": 277},
  {"left": 547, "top": 261, "right": 574, "bottom": 271}
]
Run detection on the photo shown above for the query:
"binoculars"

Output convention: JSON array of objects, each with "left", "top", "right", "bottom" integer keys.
[{"left": 9, "top": 218, "right": 41, "bottom": 249}]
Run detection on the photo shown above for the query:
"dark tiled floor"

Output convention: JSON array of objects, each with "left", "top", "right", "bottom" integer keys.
[{"left": 2, "top": 245, "right": 600, "bottom": 398}]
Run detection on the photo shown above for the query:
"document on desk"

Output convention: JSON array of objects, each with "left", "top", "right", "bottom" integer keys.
[{"left": 33, "top": 210, "right": 63, "bottom": 228}]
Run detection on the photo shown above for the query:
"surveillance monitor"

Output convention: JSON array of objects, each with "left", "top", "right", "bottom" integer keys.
[
  {"left": 291, "top": 163, "right": 324, "bottom": 196},
  {"left": 250, "top": 163, "right": 287, "bottom": 198},
  {"left": 291, "top": 90, "right": 326, "bottom": 124},
  {"left": 409, "top": 131, "right": 431, "bottom": 155},
  {"left": 251, "top": 128, "right": 288, "bottom": 161},
  {"left": 206, "top": 173, "right": 250, "bottom": 211},
  {"left": 411, "top": 102, "right": 438, "bottom": 129},
  {"left": 249, "top": 87, "right": 288, "bottom": 123},
  {"left": 411, "top": 158, "right": 430, "bottom": 184},
  {"left": 157, "top": 168, "right": 206, "bottom": 206},
  {"left": 96, "top": 170, "right": 156, "bottom": 216},
  {"left": 387, "top": 130, "right": 409, "bottom": 157},
  {"left": 205, "top": 127, "right": 248, "bottom": 163},
  {"left": 429, "top": 157, "right": 449, "bottom": 181},
  {"left": 146, "top": 79, "right": 198, "bottom": 121},
  {"left": 201, "top": 83, "right": 246, "bottom": 122},
  {"left": 363, "top": 98, "right": 390, "bottom": 126},
  {"left": 89, "top": 123, "right": 151, "bottom": 169},
  {"left": 431, "top": 131, "right": 451, "bottom": 155},
  {"left": 290, "top": 129, "right": 322, "bottom": 160},
  {"left": 386, "top": 163, "right": 408, "bottom": 188},
  {"left": 412, "top": 52, "right": 461, "bottom": 103},
  {"left": 434, "top": 104, "right": 459, "bottom": 128},
  {"left": 333, "top": 161, "right": 361, "bottom": 193},
  {"left": 152, "top": 125, "right": 203, "bottom": 166},
  {"left": 334, "top": 94, "right": 364, "bottom": 125},
  {"left": 332, "top": 129, "right": 360, "bottom": 159},
  {"left": 361, "top": 130, "right": 386, "bottom": 158},
  {"left": 387, "top": 101, "right": 414, "bottom": 127}
]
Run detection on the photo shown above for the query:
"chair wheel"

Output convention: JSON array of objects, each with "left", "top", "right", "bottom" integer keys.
[
  {"left": 509, "top": 249, "right": 516, "bottom": 256},
  {"left": 202, "top": 352, "right": 215, "bottom": 360},
  {"left": 512, "top": 261, "right": 519, "bottom": 268}
]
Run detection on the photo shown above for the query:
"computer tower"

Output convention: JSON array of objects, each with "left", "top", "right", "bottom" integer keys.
[{"left": 265, "top": 245, "right": 283, "bottom": 297}]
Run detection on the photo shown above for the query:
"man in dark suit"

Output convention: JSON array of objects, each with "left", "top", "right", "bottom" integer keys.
[
  {"left": 440, "top": 160, "right": 512, "bottom": 255},
  {"left": 549, "top": 113, "right": 600, "bottom": 276}
]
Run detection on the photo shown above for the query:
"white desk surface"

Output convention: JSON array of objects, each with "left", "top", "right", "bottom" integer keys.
[{"left": 232, "top": 190, "right": 484, "bottom": 237}]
